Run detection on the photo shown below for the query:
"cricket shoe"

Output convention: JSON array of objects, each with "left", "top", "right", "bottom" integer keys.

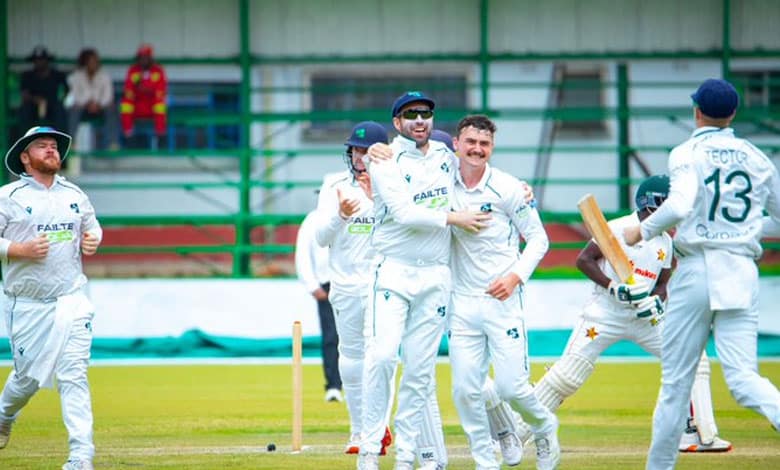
[
  {"left": 0, "top": 421, "right": 11, "bottom": 449},
  {"left": 498, "top": 432, "right": 523, "bottom": 466},
  {"left": 393, "top": 460, "right": 414, "bottom": 470},
  {"left": 357, "top": 452, "right": 379, "bottom": 470},
  {"left": 325, "top": 388, "right": 343, "bottom": 402},
  {"left": 678, "top": 430, "right": 732, "bottom": 452},
  {"left": 380, "top": 426, "right": 393, "bottom": 455},
  {"left": 345, "top": 433, "right": 361, "bottom": 454},
  {"left": 534, "top": 416, "right": 560, "bottom": 470},
  {"left": 62, "top": 460, "right": 94, "bottom": 470}
]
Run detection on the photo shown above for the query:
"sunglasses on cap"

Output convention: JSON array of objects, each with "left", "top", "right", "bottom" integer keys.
[{"left": 399, "top": 108, "right": 433, "bottom": 120}]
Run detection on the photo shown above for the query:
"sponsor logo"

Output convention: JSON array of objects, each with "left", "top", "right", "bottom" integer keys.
[
  {"left": 634, "top": 267, "right": 658, "bottom": 280},
  {"left": 37, "top": 223, "right": 76, "bottom": 243},
  {"left": 695, "top": 224, "right": 752, "bottom": 240},
  {"left": 413, "top": 187, "right": 449, "bottom": 209}
]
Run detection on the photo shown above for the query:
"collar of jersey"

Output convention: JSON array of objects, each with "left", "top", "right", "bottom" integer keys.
[
  {"left": 456, "top": 162, "right": 492, "bottom": 192},
  {"left": 19, "top": 173, "right": 65, "bottom": 189},
  {"left": 691, "top": 126, "right": 734, "bottom": 139}
]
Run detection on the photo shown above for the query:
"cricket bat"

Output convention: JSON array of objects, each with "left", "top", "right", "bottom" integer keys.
[{"left": 577, "top": 194, "right": 635, "bottom": 284}]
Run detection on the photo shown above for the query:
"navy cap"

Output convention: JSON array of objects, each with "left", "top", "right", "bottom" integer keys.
[
  {"left": 345, "top": 121, "right": 388, "bottom": 148},
  {"left": 391, "top": 91, "right": 435, "bottom": 118},
  {"left": 691, "top": 79, "right": 739, "bottom": 118},
  {"left": 430, "top": 129, "right": 454, "bottom": 152}
]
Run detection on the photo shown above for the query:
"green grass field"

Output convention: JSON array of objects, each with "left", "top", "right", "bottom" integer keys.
[{"left": 0, "top": 361, "right": 778, "bottom": 469}]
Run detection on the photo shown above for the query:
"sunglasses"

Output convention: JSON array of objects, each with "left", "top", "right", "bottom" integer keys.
[{"left": 399, "top": 108, "right": 433, "bottom": 120}]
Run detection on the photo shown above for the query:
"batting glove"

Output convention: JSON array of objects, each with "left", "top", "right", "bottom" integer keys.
[
  {"left": 635, "top": 295, "right": 665, "bottom": 323},
  {"left": 608, "top": 279, "right": 649, "bottom": 305}
]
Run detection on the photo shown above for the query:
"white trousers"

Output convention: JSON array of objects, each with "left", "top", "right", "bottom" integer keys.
[
  {"left": 449, "top": 292, "right": 555, "bottom": 469},
  {"left": 360, "top": 258, "right": 449, "bottom": 462},
  {"left": 330, "top": 291, "right": 368, "bottom": 437},
  {"left": 0, "top": 296, "right": 95, "bottom": 461},
  {"left": 646, "top": 255, "right": 780, "bottom": 470}
]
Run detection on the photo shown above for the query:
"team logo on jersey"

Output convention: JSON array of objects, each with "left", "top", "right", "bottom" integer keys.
[
  {"left": 440, "top": 162, "right": 450, "bottom": 173},
  {"left": 437, "top": 305, "right": 446, "bottom": 317},
  {"left": 25, "top": 206, "right": 32, "bottom": 214},
  {"left": 585, "top": 326, "right": 599, "bottom": 340},
  {"left": 657, "top": 249, "right": 666, "bottom": 261},
  {"left": 85, "top": 321, "right": 92, "bottom": 332},
  {"left": 70, "top": 203, "right": 80, "bottom": 214},
  {"left": 506, "top": 328, "right": 520, "bottom": 339},
  {"left": 480, "top": 203, "right": 492, "bottom": 212}
]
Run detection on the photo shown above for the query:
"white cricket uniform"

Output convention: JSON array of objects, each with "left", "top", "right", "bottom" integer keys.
[
  {"left": 361, "top": 135, "right": 453, "bottom": 463},
  {"left": 448, "top": 164, "right": 553, "bottom": 469},
  {"left": 0, "top": 174, "right": 102, "bottom": 462},
  {"left": 567, "top": 213, "right": 672, "bottom": 361},
  {"left": 314, "top": 171, "right": 375, "bottom": 437},
  {"left": 641, "top": 126, "right": 780, "bottom": 470}
]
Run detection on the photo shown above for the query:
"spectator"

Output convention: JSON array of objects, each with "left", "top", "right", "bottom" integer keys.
[
  {"left": 119, "top": 44, "right": 167, "bottom": 146},
  {"left": 18, "top": 46, "right": 68, "bottom": 139},
  {"left": 66, "top": 48, "right": 120, "bottom": 150}
]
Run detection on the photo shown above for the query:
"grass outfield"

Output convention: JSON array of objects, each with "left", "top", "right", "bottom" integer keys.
[{"left": 0, "top": 361, "right": 778, "bottom": 469}]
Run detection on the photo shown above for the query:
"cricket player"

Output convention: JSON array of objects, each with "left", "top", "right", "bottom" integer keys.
[
  {"left": 316, "top": 121, "right": 448, "bottom": 466},
  {"left": 0, "top": 126, "right": 102, "bottom": 470},
  {"left": 503, "top": 175, "right": 731, "bottom": 457},
  {"left": 624, "top": 79, "right": 780, "bottom": 469},
  {"left": 357, "top": 92, "right": 490, "bottom": 470},
  {"left": 448, "top": 114, "right": 560, "bottom": 470}
]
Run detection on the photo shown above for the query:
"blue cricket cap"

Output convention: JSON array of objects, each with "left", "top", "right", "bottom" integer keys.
[
  {"left": 391, "top": 91, "right": 435, "bottom": 118},
  {"left": 691, "top": 79, "right": 739, "bottom": 119}
]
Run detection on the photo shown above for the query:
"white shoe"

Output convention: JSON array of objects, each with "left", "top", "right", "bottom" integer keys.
[
  {"left": 344, "top": 433, "right": 361, "bottom": 454},
  {"left": 498, "top": 432, "right": 523, "bottom": 466},
  {"left": 357, "top": 452, "right": 379, "bottom": 470},
  {"left": 678, "top": 430, "right": 732, "bottom": 452},
  {"left": 393, "top": 460, "right": 414, "bottom": 470},
  {"left": 534, "top": 417, "right": 561, "bottom": 470},
  {"left": 325, "top": 388, "right": 343, "bottom": 402},
  {"left": 0, "top": 421, "right": 10, "bottom": 449},
  {"left": 62, "top": 460, "right": 94, "bottom": 470}
]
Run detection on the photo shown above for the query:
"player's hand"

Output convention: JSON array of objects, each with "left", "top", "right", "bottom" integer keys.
[
  {"left": 312, "top": 287, "right": 328, "bottom": 301},
  {"left": 366, "top": 143, "right": 392, "bottom": 164},
  {"left": 486, "top": 273, "right": 521, "bottom": 301},
  {"left": 336, "top": 188, "right": 360, "bottom": 219},
  {"left": 608, "top": 279, "right": 649, "bottom": 305},
  {"left": 623, "top": 225, "right": 642, "bottom": 246},
  {"left": 81, "top": 232, "right": 100, "bottom": 256},
  {"left": 520, "top": 181, "right": 537, "bottom": 207},
  {"left": 15, "top": 234, "right": 50, "bottom": 259},
  {"left": 635, "top": 294, "right": 664, "bottom": 324},
  {"left": 447, "top": 210, "right": 492, "bottom": 233}
]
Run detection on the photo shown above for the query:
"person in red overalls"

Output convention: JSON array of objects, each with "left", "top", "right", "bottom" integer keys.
[{"left": 120, "top": 44, "right": 167, "bottom": 140}]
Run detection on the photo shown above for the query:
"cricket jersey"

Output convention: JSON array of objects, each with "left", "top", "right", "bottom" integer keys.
[
  {"left": 0, "top": 175, "right": 102, "bottom": 299},
  {"left": 450, "top": 164, "right": 548, "bottom": 295},
  {"left": 588, "top": 212, "right": 672, "bottom": 314},
  {"left": 641, "top": 126, "right": 780, "bottom": 259},
  {"left": 314, "top": 171, "right": 375, "bottom": 296},
  {"left": 368, "top": 135, "right": 455, "bottom": 266}
]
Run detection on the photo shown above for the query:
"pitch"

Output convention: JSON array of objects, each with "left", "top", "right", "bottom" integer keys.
[{"left": 1, "top": 361, "right": 778, "bottom": 469}]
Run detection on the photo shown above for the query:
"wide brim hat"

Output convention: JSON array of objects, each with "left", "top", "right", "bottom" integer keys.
[{"left": 5, "top": 126, "right": 71, "bottom": 176}]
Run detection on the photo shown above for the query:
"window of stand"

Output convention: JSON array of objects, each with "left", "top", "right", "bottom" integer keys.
[
  {"left": 730, "top": 70, "right": 780, "bottom": 136},
  {"left": 304, "top": 74, "right": 468, "bottom": 141},
  {"left": 555, "top": 67, "right": 608, "bottom": 137}
]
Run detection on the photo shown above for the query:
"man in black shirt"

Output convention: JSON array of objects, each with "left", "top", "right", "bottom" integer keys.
[{"left": 18, "top": 46, "right": 68, "bottom": 139}]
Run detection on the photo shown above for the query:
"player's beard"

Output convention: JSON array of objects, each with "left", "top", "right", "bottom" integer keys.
[{"left": 29, "top": 154, "right": 61, "bottom": 175}]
